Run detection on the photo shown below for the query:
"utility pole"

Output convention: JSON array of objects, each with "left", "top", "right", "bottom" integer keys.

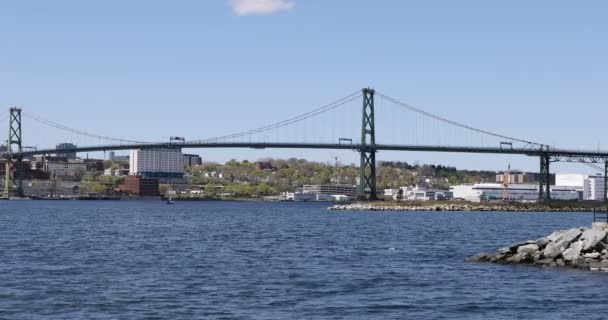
[
  {"left": 359, "top": 88, "right": 377, "bottom": 200},
  {"left": 5, "top": 107, "right": 24, "bottom": 198}
]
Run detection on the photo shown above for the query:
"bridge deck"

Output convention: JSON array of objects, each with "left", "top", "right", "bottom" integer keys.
[{"left": 11, "top": 142, "right": 608, "bottom": 162}]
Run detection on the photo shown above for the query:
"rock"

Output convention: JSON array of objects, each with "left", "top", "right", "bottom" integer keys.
[
  {"left": 580, "top": 229, "right": 607, "bottom": 252},
  {"left": 583, "top": 252, "right": 601, "bottom": 259},
  {"left": 543, "top": 243, "right": 563, "bottom": 259},
  {"left": 546, "top": 230, "right": 568, "bottom": 243},
  {"left": 507, "top": 252, "right": 531, "bottom": 263},
  {"left": 537, "top": 258, "right": 554, "bottom": 265},
  {"left": 509, "top": 240, "right": 536, "bottom": 252},
  {"left": 517, "top": 244, "right": 540, "bottom": 255},
  {"left": 556, "top": 258, "right": 565, "bottom": 266},
  {"left": 535, "top": 237, "right": 549, "bottom": 250},
  {"left": 543, "top": 228, "right": 583, "bottom": 259},
  {"left": 497, "top": 247, "right": 512, "bottom": 254},
  {"left": 562, "top": 241, "right": 584, "bottom": 262},
  {"left": 589, "top": 260, "right": 608, "bottom": 271},
  {"left": 571, "top": 255, "right": 588, "bottom": 269},
  {"left": 467, "top": 253, "right": 492, "bottom": 262}
]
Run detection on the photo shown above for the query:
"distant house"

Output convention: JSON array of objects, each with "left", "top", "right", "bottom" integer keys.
[{"left": 256, "top": 162, "right": 275, "bottom": 170}]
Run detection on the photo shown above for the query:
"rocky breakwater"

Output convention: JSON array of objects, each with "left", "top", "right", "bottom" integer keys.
[
  {"left": 329, "top": 203, "right": 595, "bottom": 212},
  {"left": 469, "top": 226, "right": 608, "bottom": 271}
]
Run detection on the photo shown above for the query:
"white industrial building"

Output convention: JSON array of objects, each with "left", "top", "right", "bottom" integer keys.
[
  {"left": 556, "top": 174, "right": 586, "bottom": 188},
  {"left": 129, "top": 148, "right": 184, "bottom": 178},
  {"left": 450, "top": 183, "right": 580, "bottom": 202},
  {"left": 584, "top": 174, "right": 606, "bottom": 201},
  {"left": 383, "top": 186, "right": 453, "bottom": 201}
]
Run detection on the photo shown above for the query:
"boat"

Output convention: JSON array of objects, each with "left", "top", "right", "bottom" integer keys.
[{"left": 166, "top": 197, "right": 175, "bottom": 204}]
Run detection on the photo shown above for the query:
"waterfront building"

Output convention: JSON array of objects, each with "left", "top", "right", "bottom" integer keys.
[
  {"left": 56, "top": 143, "right": 78, "bottom": 159},
  {"left": 30, "top": 156, "right": 104, "bottom": 180},
  {"left": 383, "top": 188, "right": 400, "bottom": 198},
  {"left": 118, "top": 176, "right": 160, "bottom": 196},
  {"left": 496, "top": 171, "right": 556, "bottom": 185},
  {"left": 183, "top": 154, "right": 203, "bottom": 167},
  {"left": 555, "top": 174, "right": 586, "bottom": 188},
  {"left": 129, "top": 149, "right": 184, "bottom": 179},
  {"left": 584, "top": 175, "right": 606, "bottom": 201},
  {"left": 397, "top": 186, "right": 453, "bottom": 201},
  {"left": 450, "top": 183, "right": 579, "bottom": 202},
  {"left": 302, "top": 184, "right": 358, "bottom": 197}
]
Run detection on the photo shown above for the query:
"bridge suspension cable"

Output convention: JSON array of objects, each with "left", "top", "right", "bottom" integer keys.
[
  {"left": 375, "top": 91, "right": 542, "bottom": 147},
  {"left": 22, "top": 111, "right": 148, "bottom": 144},
  {"left": 197, "top": 91, "right": 362, "bottom": 143}
]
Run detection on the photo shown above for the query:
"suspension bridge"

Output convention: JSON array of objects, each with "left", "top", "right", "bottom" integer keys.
[{"left": 3, "top": 88, "right": 608, "bottom": 201}]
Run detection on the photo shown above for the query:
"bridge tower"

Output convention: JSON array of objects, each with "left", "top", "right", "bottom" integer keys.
[
  {"left": 358, "top": 88, "right": 377, "bottom": 200},
  {"left": 538, "top": 146, "right": 551, "bottom": 202},
  {"left": 4, "top": 107, "right": 24, "bottom": 197}
]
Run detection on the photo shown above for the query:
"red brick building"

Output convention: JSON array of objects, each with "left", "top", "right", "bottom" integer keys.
[{"left": 118, "top": 176, "right": 160, "bottom": 196}]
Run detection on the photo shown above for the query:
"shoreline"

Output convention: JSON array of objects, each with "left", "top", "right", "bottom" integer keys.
[{"left": 329, "top": 202, "right": 606, "bottom": 213}]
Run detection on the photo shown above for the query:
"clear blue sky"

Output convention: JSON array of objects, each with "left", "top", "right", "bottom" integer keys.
[{"left": 1, "top": 1, "right": 607, "bottom": 173}]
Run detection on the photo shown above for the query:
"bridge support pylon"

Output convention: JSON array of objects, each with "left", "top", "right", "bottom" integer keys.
[
  {"left": 358, "top": 88, "right": 377, "bottom": 201},
  {"left": 4, "top": 107, "right": 24, "bottom": 198},
  {"left": 538, "top": 149, "right": 551, "bottom": 202}
]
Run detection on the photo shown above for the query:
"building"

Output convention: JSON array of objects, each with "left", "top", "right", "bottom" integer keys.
[
  {"left": 496, "top": 171, "right": 556, "bottom": 185},
  {"left": 129, "top": 148, "right": 184, "bottom": 179},
  {"left": 118, "top": 176, "right": 160, "bottom": 196},
  {"left": 56, "top": 143, "right": 78, "bottom": 159},
  {"left": 183, "top": 154, "right": 203, "bottom": 167},
  {"left": 556, "top": 174, "right": 586, "bottom": 188},
  {"left": 584, "top": 175, "right": 606, "bottom": 201},
  {"left": 30, "top": 156, "right": 103, "bottom": 180},
  {"left": 450, "top": 183, "right": 579, "bottom": 202},
  {"left": 103, "top": 168, "right": 130, "bottom": 177},
  {"left": 256, "top": 161, "right": 275, "bottom": 170},
  {"left": 302, "top": 184, "right": 358, "bottom": 197},
  {"left": 395, "top": 186, "right": 453, "bottom": 201}
]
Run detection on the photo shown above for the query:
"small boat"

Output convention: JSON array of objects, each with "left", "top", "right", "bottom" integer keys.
[{"left": 166, "top": 197, "right": 175, "bottom": 204}]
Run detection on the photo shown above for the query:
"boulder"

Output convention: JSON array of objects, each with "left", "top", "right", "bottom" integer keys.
[
  {"left": 543, "top": 243, "right": 563, "bottom": 259},
  {"left": 547, "top": 228, "right": 583, "bottom": 244},
  {"left": 507, "top": 252, "right": 531, "bottom": 263},
  {"left": 497, "top": 247, "right": 512, "bottom": 254},
  {"left": 535, "top": 237, "right": 549, "bottom": 250},
  {"left": 562, "top": 241, "right": 584, "bottom": 262},
  {"left": 589, "top": 260, "right": 608, "bottom": 271},
  {"left": 517, "top": 244, "right": 540, "bottom": 255},
  {"left": 580, "top": 229, "right": 607, "bottom": 252},
  {"left": 583, "top": 252, "right": 601, "bottom": 259},
  {"left": 467, "top": 253, "right": 492, "bottom": 262},
  {"left": 543, "top": 229, "right": 583, "bottom": 259},
  {"left": 546, "top": 230, "right": 568, "bottom": 242},
  {"left": 536, "top": 258, "right": 554, "bottom": 265}
]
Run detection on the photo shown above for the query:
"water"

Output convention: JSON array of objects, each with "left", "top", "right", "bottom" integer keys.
[{"left": 1, "top": 201, "right": 607, "bottom": 319}]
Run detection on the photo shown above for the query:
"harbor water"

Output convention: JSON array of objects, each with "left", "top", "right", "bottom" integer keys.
[{"left": 1, "top": 201, "right": 607, "bottom": 319}]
